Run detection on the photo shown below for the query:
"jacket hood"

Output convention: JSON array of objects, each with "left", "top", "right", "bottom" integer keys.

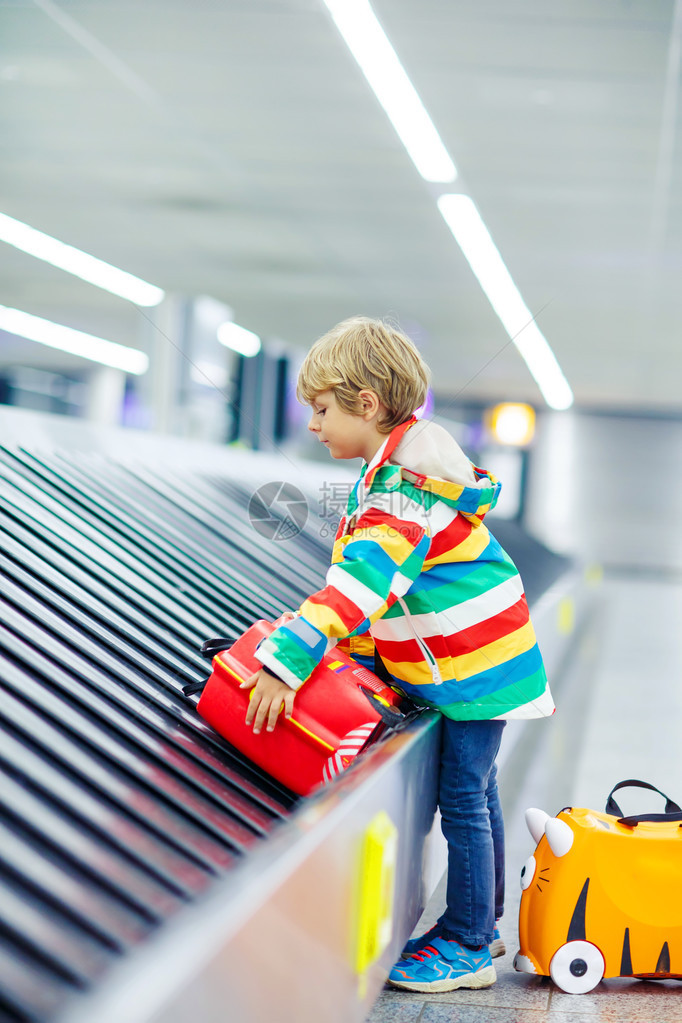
[{"left": 366, "top": 417, "right": 500, "bottom": 519}]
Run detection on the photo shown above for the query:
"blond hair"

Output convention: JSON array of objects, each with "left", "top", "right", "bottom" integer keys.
[{"left": 297, "top": 316, "right": 430, "bottom": 433}]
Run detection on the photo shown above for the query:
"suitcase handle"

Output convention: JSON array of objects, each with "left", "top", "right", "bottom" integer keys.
[
  {"left": 183, "top": 676, "right": 209, "bottom": 698},
  {"left": 605, "top": 779, "right": 682, "bottom": 825},
  {"left": 617, "top": 812, "right": 682, "bottom": 827},
  {"left": 201, "top": 637, "right": 235, "bottom": 659}
]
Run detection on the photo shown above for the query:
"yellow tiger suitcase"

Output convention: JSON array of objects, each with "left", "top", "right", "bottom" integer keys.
[{"left": 514, "top": 780, "right": 682, "bottom": 993}]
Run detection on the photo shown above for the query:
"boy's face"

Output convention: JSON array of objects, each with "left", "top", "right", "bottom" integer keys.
[{"left": 308, "top": 389, "right": 385, "bottom": 463}]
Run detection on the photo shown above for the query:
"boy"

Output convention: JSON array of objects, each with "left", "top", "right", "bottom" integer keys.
[{"left": 242, "top": 316, "right": 554, "bottom": 992}]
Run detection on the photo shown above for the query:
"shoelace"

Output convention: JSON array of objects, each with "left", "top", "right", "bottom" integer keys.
[
  {"left": 409, "top": 941, "right": 485, "bottom": 963},
  {"left": 408, "top": 944, "right": 440, "bottom": 962}
]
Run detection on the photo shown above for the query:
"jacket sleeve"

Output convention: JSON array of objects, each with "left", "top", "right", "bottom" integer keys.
[{"left": 254, "top": 499, "right": 431, "bottom": 690}]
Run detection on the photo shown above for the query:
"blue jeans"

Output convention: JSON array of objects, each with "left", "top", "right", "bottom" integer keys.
[{"left": 437, "top": 717, "right": 506, "bottom": 947}]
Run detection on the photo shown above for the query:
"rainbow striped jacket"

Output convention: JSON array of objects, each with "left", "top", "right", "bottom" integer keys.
[{"left": 255, "top": 417, "right": 554, "bottom": 720}]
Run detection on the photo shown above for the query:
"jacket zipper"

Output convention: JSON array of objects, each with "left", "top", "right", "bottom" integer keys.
[{"left": 397, "top": 597, "right": 442, "bottom": 683}]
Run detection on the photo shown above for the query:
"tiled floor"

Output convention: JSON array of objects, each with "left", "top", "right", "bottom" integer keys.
[{"left": 366, "top": 574, "right": 682, "bottom": 1022}]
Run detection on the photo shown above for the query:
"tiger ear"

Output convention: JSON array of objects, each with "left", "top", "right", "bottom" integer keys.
[
  {"left": 545, "top": 817, "right": 574, "bottom": 857},
  {"left": 525, "top": 807, "right": 550, "bottom": 845}
]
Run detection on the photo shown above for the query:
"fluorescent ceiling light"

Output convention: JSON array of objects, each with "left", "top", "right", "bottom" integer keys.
[
  {"left": 217, "top": 322, "right": 261, "bottom": 358},
  {"left": 322, "top": 0, "right": 456, "bottom": 183},
  {"left": 0, "top": 304, "right": 149, "bottom": 375},
  {"left": 0, "top": 212, "right": 165, "bottom": 306},
  {"left": 437, "top": 194, "right": 573, "bottom": 410}
]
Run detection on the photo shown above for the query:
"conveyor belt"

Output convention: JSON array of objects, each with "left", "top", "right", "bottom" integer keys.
[
  {"left": 0, "top": 444, "right": 332, "bottom": 1023},
  {"left": 0, "top": 440, "right": 573, "bottom": 1023}
]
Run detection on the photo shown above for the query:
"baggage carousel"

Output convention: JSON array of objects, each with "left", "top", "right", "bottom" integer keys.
[{"left": 0, "top": 409, "right": 587, "bottom": 1023}]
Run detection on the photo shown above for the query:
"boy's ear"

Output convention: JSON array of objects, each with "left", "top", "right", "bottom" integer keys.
[{"left": 358, "top": 389, "right": 381, "bottom": 419}]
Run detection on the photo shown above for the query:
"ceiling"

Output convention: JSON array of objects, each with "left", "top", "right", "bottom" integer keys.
[{"left": 1, "top": 0, "right": 681, "bottom": 412}]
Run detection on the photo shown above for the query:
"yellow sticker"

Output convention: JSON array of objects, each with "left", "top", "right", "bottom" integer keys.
[{"left": 353, "top": 810, "right": 398, "bottom": 996}]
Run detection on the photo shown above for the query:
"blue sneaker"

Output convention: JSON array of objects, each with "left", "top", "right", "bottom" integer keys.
[
  {"left": 402, "top": 921, "right": 505, "bottom": 960},
  {"left": 401, "top": 922, "right": 442, "bottom": 958},
  {"left": 388, "top": 936, "right": 496, "bottom": 992}
]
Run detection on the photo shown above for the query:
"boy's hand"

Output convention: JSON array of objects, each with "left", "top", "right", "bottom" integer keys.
[{"left": 240, "top": 668, "right": 296, "bottom": 733}]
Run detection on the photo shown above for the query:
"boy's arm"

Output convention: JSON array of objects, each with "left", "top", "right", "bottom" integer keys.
[{"left": 254, "top": 500, "right": 430, "bottom": 692}]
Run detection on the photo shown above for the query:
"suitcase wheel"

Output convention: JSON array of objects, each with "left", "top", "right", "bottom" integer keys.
[{"left": 549, "top": 940, "right": 605, "bottom": 994}]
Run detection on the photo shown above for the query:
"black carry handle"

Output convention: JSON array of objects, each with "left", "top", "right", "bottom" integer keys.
[
  {"left": 355, "top": 687, "right": 402, "bottom": 736},
  {"left": 183, "top": 677, "right": 209, "bottom": 697},
  {"left": 605, "top": 779, "right": 682, "bottom": 827},
  {"left": 618, "top": 813, "right": 682, "bottom": 826},
  {"left": 200, "top": 637, "right": 234, "bottom": 660},
  {"left": 357, "top": 686, "right": 404, "bottom": 726},
  {"left": 356, "top": 685, "right": 422, "bottom": 726},
  {"left": 184, "top": 636, "right": 235, "bottom": 698}
]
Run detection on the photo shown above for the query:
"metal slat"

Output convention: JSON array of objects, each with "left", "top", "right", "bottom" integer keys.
[
  {"left": 0, "top": 691, "right": 236, "bottom": 875},
  {"left": 0, "top": 514, "right": 267, "bottom": 758},
  {"left": 0, "top": 938, "right": 77, "bottom": 1022},
  {"left": 0, "top": 452, "right": 224, "bottom": 634},
  {"left": 0, "top": 611, "right": 280, "bottom": 832},
  {"left": 3, "top": 451, "right": 265, "bottom": 632},
  {"left": 22, "top": 450, "right": 285, "bottom": 627},
  {"left": 0, "top": 546, "right": 206, "bottom": 685},
  {"left": 0, "top": 820, "right": 150, "bottom": 950},
  {"left": 0, "top": 459, "right": 303, "bottom": 804},
  {"left": 0, "top": 467, "right": 220, "bottom": 643},
  {"left": 0, "top": 506, "right": 202, "bottom": 666},
  {"left": 0, "top": 488, "right": 210, "bottom": 648},
  {"left": 209, "top": 473, "right": 334, "bottom": 564},
  {"left": 65, "top": 455, "right": 282, "bottom": 603},
  {"left": 2, "top": 450, "right": 297, "bottom": 643},
  {"left": 0, "top": 655, "right": 261, "bottom": 854},
  {"left": 0, "top": 775, "right": 181, "bottom": 920},
  {"left": 133, "top": 463, "right": 326, "bottom": 595},
  {"left": 0, "top": 726, "right": 216, "bottom": 897},
  {"left": 119, "top": 462, "right": 323, "bottom": 597},
  {"left": 0, "top": 872, "right": 112, "bottom": 988},
  {"left": 0, "top": 517, "right": 295, "bottom": 806}
]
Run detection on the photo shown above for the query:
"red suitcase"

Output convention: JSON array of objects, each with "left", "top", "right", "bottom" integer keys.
[{"left": 195, "top": 619, "right": 404, "bottom": 796}]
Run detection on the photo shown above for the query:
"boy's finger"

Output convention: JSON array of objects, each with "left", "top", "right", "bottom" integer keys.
[
  {"left": 244, "top": 691, "right": 259, "bottom": 727},
  {"left": 240, "top": 672, "right": 259, "bottom": 689},
  {"left": 252, "top": 697, "right": 271, "bottom": 734},
  {"left": 266, "top": 699, "right": 284, "bottom": 732},
  {"left": 283, "top": 691, "right": 295, "bottom": 719}
]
